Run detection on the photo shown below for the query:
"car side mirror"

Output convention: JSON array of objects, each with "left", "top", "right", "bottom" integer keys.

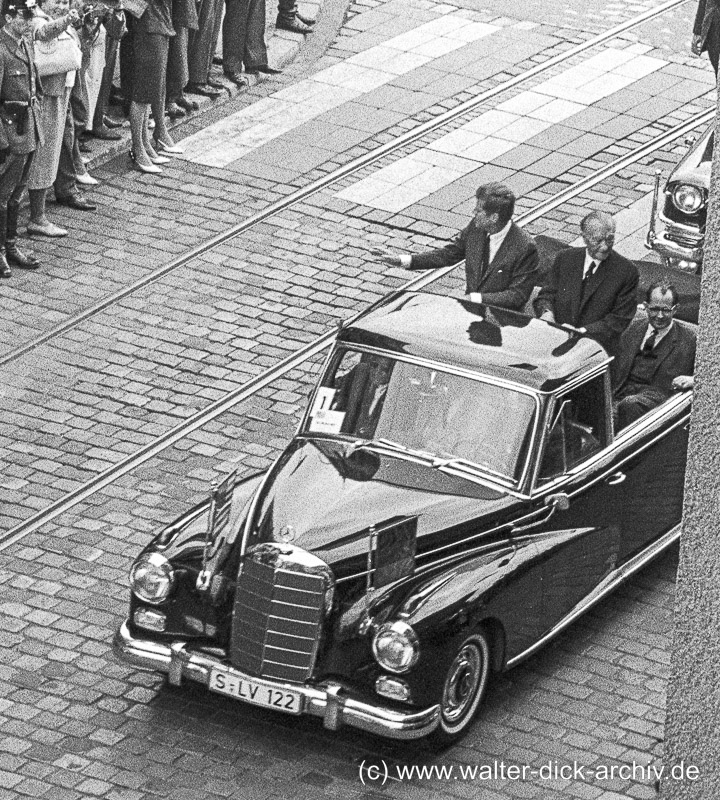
[{"left": 544, "top": 492, "right": 570, "bottom": 512}]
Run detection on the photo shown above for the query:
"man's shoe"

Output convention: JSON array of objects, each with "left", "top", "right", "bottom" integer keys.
[
  {"left": 176, "top": 95, "right": 199, "bottom": 111},
  {"left": 103, "top": 115, "right": 123, "bottom": 129},
  {"left": 56, "top": 194, "right": 97, "bottom": 211},
  {"left": 0, "top": 253, "right": 11, "bottom": 278},
  {"left": 276, "top": 15, "right": 313, "bottom": 34},
  {"left": 248, "top": 64, "right": 283, "bottom": 75},
  {"left": 90, "top": 125, "right": 122, "bottom": 141},
  {"left": 224, "top": 70, "right": 249, "bottom": 87},
  {"left": 296, "top": 11, "right": 316, "bottom": 25},
  {"left": 206, "top": 78, "right": 226, "bottom": 90},
  {"left": 186, "top": 82, "right": 223, "bottom": 98},
  {"left": 166, "top": 102, "right": 186, "bottom": 119},
  {"left": 6, "top": 240, "right": 40, "bottom": 269},
  {"left": 27, "top": 220, "right": 68, "bottom": 238}
]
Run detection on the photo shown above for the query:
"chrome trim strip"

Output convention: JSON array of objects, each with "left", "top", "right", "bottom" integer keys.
[
  {"left": 113, "top": 622, "right": 440, "bottom": 740},
  {"left": 505, "top": 522, "right": 681, "bottom": 669},
  {"left": 532, "top": 394, "right": 691, "bottom": 498}
]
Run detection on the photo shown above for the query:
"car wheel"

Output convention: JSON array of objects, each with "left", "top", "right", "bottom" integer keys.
[{"left": 433, "top": 629, "right": 491, "bottom": 743}]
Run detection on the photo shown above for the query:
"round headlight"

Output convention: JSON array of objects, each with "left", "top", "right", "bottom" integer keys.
[
  {"left": 672, "top": 184, "right": 704, "bottom": 214},
  {"left": 130, "top": 552, "right": 175, "bottom": 605},
  {"left": 372, "top": 621, "right": 419, "bottom": 674}
]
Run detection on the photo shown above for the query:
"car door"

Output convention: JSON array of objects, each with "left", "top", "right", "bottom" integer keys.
[
  {"left": 612, "top": 398, "right": 690, "bottom": 564},
  {"left": 526, "top": 370, "right": 625, "bottom": 634}
]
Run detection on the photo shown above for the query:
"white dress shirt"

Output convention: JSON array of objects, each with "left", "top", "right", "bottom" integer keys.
[
  {"left": 641, "top": 321, "right": 673, "bottom": 350},
  {"left": 467, "top": 220, "right": 512, "bottom": 303}
]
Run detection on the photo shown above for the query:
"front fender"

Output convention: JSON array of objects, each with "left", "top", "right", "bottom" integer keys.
[{"left": 390, "top": 539, "right": 540, "bottom": 707}]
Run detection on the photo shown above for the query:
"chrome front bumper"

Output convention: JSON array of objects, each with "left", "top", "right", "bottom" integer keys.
[
  {"left": 114, "top": 621, "right": 440, "bottom": 740},
  {"left": 646, "top": 228, "right": 703, "bottom": 268}
]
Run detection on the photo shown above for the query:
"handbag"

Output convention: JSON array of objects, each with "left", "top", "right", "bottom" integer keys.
[{"left": 34, "top": 31, "right": 83, "bottom": 77}]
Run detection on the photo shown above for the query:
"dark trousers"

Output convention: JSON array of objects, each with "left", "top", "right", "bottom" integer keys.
[
  {"left": 93, "top": 34, "right": 121, "bottom": 129},
  {"left": 277, "top": 0, "right": 297, "bottom": 19},
  {"left": 120, "top": 14, "right": 135, "bottom": 104},
  {"left": 167, "top": 26, "right": 190, "bottom": 99},
  {"left": 54, "top": 105, "right": 78, "bottom": 198},
  {"left": 223, "top": 0, "right": 268, "bottom": 72},
  {"left": 188, "top": 0, "right": 224, "bottom": 84},
  {"left": 0, "top": 151, "right": 33, "bottom": 209}
]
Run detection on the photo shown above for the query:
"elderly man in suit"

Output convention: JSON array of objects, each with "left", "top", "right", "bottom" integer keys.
[
  {"left": 0, "top": 0, "right": 42, "bottom": 277},
  {"left": 375, "top": 182, "right": 539, "bottom": 311},
  {"left": 613, "top": 283, "right": 695, "bottom": 429},
  {"left": 692, "top": 0, "right": 720, "bottom": 74},
  {"left": 535, "top": 211, "right": 638, "bottom": 355}
]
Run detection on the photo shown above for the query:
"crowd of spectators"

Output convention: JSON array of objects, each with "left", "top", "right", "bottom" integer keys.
[{"left": 0, "top": 0, "right": 314, "bottom": 273}]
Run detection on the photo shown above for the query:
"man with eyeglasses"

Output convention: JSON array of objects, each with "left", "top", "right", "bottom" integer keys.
[
  {"left": 0, "top": 0, "right": 42, "bottom": 278},
  {"left": 535, "top": 210, "right": 638, "bottom": 355},
  {"left": 612, "top": 282, "right": 695, "bottom": 429}
]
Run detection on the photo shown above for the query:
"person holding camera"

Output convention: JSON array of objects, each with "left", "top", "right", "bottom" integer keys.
[
  {"left": 26, "top": 0, "right": 82, "bottom": 237},
  {"left": 0, "top": 0, "right": 43, "bottom": 276}
]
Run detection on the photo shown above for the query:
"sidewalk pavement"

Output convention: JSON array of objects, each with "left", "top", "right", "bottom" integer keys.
[{"left": 80, "top": 0, "right": 323, "bottom": 173}]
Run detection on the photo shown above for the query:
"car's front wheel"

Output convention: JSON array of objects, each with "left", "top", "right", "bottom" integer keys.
[{"left": 432, "top": 629, "right": 491, "bottom": 744}]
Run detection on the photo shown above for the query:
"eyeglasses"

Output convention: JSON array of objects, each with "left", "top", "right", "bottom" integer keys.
[
  {"left": 646, "top": 305, "right": 677, "bottom": 315},
  {"left": 584, "top": 235, "right": 615, "bottom": 246}
]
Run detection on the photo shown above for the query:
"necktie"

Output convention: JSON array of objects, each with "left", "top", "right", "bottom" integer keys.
[
  {"left": 642, "top": 330, "right": 657, "bottom": 356},
  {"left": 584, "top": 261, "right": 597, "bottom": 281},
  {"left": 478, "top": 233, "right": 490, "bottom": 283}
]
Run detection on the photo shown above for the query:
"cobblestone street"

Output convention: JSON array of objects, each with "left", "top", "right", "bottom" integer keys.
[{"left": 0, "top": 0, "right": 710, "bottom": 797}]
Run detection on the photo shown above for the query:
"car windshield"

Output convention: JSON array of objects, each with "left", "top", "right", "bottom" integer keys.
[{"left": 303, "top": 350, "right": 536, "bottom": 483}]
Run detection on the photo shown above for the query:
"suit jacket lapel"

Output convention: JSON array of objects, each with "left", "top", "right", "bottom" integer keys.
[
  {"left": 651, "top": 324, "right": 678, "bottom": 375},
  {"left": 578, "top": 253, "right": 608, "bottom": 310},
  {"left": 568, "top": 252, "right": 585, "bottom": 323},
  {"left": 478, "top": 224, "right": 516, "bottom": 288},
  {"left": 617, "top": 322, "right": 648, "bottom": 387}
]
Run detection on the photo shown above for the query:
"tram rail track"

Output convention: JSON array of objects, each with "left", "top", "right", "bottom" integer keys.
[
  {"left": 0, "top": 0, "right": 691, "bottom": 370},
  {"left": 0, "top": 103, "right": 712, "bottom": 552}
]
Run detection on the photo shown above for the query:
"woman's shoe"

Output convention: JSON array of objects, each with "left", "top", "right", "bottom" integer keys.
[
  {"left": 129, "top": 150, "right": 162, "bottom": 174},
  {"left": 76, "top": 172, "right": 99, "bottom": 186},
  {"left": 148, "top": 153, "right": 171, "bottom": 165},
  {"left": 153, "top": 138, "right": 184, "bottom": 155}
]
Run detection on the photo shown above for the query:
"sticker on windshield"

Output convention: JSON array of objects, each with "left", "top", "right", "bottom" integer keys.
[
  {"left": 311, "top": 387, "right": 336, "bottom": 416},
  {"left": 309, "top": 409, "right": 345, "bottom": 434}
]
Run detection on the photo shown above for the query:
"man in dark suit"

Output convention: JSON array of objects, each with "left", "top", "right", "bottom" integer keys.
[
  {"left": 692, "top": 0, "right": 720, "bottom": 74},
  {"left": 613, "top": 283, "right": 695, "bottom": 429},
  {"left": 0, "top": 0, "right": 42, "bottom": 277},
  {"left": 535, "top": 211, "right": 639, "bottom": 355},
  {"left": 375, "top": 182, "right": 539, "bottom": 311}
]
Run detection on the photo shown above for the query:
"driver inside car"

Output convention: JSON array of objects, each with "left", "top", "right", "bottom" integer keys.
[{"left": 333, "top": 355, "right": 393, "bottom": 437}]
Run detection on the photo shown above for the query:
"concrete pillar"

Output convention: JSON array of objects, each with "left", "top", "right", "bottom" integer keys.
[{"left": 661, "top": 104, "right": 720, "bottom": 797}]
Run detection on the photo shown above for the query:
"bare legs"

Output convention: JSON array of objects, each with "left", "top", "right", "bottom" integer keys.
[
  {"left": 129, "top": 101, "right": 153, "bottom": 167},
  {"left": 129, "top": 100, "right": 177, "bottom": 166}
]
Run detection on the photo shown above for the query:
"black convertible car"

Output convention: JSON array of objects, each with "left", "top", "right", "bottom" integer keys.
[{"left": 114, "top": 292, "right": 691, "bottom": 742}]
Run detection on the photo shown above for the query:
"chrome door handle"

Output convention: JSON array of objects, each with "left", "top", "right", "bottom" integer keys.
[{"left": 606, "top": 472, "right": 626, "bottom": 485}]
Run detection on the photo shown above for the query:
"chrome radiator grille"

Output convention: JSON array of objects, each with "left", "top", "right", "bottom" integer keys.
[{"left": 230, "top": 545, "right": 329, "bottom": 683}]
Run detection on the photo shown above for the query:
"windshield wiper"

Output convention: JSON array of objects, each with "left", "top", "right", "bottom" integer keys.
[
  {"left": 346, "top": 438, "right": 434, "bottom": 461},
  {"left": 431, "top": 455, "right": 508, "bottom": 481}
]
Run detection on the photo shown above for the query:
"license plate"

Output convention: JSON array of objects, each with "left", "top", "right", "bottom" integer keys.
[{"left": 209, "top": 668, "right": 303, "bottom": 714}]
